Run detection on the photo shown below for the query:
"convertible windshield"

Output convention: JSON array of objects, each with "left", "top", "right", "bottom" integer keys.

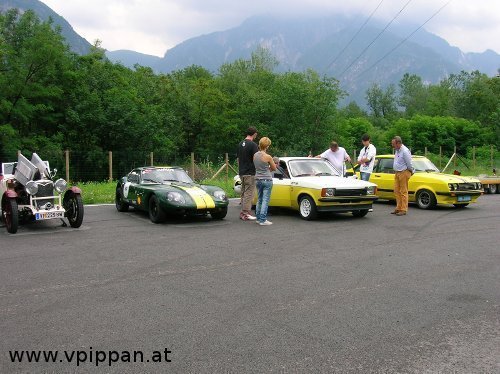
[
  {"left": 413, "top": 159, "right": 440, "bottom": 172},
  {"left": 141, "top": 168, "right": 193, "bottom": 184},
  {"left": 288, "top": 159, "right": 341, "bottom": 177}
]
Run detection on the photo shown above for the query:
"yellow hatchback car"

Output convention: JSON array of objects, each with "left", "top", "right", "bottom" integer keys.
[{"left": 350, "top": 155, "right": 483, "bottom": 209}]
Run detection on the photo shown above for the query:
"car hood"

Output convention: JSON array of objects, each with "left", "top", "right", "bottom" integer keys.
[
  {"left": 413, "top": 172, "right": 480, "bottom": 183},
  {"left": 293, "top": 176, "right": 376, "bottom": 189}
]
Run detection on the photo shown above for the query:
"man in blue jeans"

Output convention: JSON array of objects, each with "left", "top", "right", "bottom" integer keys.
[{"left": 357, "top": 134, "right": 376, "bottom": 181}]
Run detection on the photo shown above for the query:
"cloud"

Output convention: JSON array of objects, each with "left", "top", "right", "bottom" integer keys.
[{"left": 41, "top": 0, "right": 500, "bottom": 56}]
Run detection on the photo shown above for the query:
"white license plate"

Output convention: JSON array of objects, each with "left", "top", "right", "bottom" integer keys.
[
  {"left": 35, "top": 211, "right": 64, "bottom": 220},
  {"left": 457, "top": 195, "right": 471, "bottom": 202}
]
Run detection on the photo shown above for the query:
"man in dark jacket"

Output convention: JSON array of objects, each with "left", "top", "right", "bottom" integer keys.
[{"left": 237, "top": 127, "right": 258, "bottom": 220}]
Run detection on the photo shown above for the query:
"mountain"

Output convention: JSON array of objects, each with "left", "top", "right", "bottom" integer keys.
[
  {"left": 154, "top": 15, "right": 499, "bottom": 103},
  {"left": 0, "top": 0, "right": 92, "bottom": 55},
  {"left": 105, "top": 50, "right": 162, "bottom": 69},
  {"left": 3, "top": 3, "right": 499, "bottom": 104}
]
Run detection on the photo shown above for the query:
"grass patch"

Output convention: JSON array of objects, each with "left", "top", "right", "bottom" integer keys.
[{"left": 76, "top": 181, "right": 116, "bottom": 205}]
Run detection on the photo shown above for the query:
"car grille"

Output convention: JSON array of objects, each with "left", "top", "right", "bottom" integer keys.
[
  {"left": 35, "top": 181, "right": 55, "bottom": 208},
  {"left": 335, "top": 189, "right": 367, "bottom": 196},
  {"left": 457, "top": 183, "right": 475, "bottom": 191}
]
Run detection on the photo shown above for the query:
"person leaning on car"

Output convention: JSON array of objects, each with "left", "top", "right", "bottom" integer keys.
[
  {"left": 237, "top": 126, "right": 258, "bottom": 221},
  {"left": 391, "top": 136, "right": 414, "bottom": 216},
  {"left": 357, "top": 134, "right": 376, "bottom": 181},
  {"left": 313, "top": 141, "right": 351, "bottom": 176}
]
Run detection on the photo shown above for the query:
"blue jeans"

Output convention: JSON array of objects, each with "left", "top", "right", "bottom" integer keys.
[
  {"left": 255, "top": 179, "right": 273, "bottom": 223},
  {"left": 360, "top": 172, "right": 371, "bottom": 181}
]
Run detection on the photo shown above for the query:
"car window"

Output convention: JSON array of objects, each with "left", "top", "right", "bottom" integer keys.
[
  {"left": 378, "top": 159, "right": 394, "bottom": 174},
  {"left": 127, "top": 172, "right": 140, "bottom": 184},
  {"left": 1, "top": 162, "right": 16, "bottom": 175}
]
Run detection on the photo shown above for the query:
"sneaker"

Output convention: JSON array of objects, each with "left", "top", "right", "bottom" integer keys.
[
  {"left": 240, "top": 213, "right": 249, "bottom": 220},
  {"left": 368, "top": 208, "right": 373, "bottom": 212},
  {"left": 246, "top": 214, "right": 257, "bottom": 221},
  {"left": 258, "top": 220, "right": 273, "bottom": 226}
]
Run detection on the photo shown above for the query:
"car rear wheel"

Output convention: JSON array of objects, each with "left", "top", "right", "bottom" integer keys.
[
  {"left": 211, "top": 207, "right": 228, "bottom": 220},
  {"left": 64, "top": 193, "right": 84, "bottom": 228},
  {"left": 3, "top": 198, "right": 19, "bottom": 234},
  {"left": 453, "top": 203, "right": 469, "bottom": 208},
  {"left": 489, "top": 184, "right": 498, "bottom": 194},
  {"left": 299, "top": 195, "right": 318, "bottom": 220},
  {"left": 352, "top": 209, "right": 369, "bottom": 218},
  {"left": 149, "top": 195, "right": 166, "bottom": 223},
  {"left": 416, "top": 189, "right": 437, "bottom": 209},
  {"left": 115, "top": 189, "right": 129, "bottom": 212}
]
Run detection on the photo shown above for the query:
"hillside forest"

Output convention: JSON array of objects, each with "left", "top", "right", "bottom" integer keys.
[{"left": 1, "top": 10, "right": 499, "bottom": 176}]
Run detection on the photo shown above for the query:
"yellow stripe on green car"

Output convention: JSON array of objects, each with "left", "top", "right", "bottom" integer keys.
[{"left": 178, "top": 186, "right": 215, "bottom": 209}]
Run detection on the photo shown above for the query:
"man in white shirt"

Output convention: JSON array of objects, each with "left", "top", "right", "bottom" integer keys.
[
  {"left": 357, "top": 134, "right": 376, "bottom": 181},
  {"left": 314, "top": 141, "right": 351, "bottom": 176}
]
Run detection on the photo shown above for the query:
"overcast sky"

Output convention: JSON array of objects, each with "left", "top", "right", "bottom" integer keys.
[{"left": 40, "top": 0, "right": 500, "bottom": 57}]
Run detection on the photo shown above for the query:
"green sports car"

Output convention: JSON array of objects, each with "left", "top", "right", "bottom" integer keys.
[{"left": 115, "top": 166, "right": 229, "bottom": 223}]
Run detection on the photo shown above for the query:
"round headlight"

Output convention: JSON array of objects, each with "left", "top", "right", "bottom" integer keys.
[
  {"left": 25, "top": 181, "right": 39, "bottom": 195},
  {"left": 167, "top": 192, "right": 185, "bottom": 204},
  {"left": 367, "top": 186, "right": 376, "bottom": 195},
  {"left": 54, "top": 178, "right": 68, "bottom": 193},
  {"left": 214, "top": 190, "right": 227, "bottom": 200},
  {"left": 448, "top": 183, "right": 455, "bottom": 191}
]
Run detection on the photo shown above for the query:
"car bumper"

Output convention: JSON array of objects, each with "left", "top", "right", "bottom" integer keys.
[
  {"left": 435, "top": 190, "right": 482, "bottom": 204},
  {"left": 316, "top": 203, "right": 374, "bottom": 213},
  {"left": 318, "top": 196, "right": 378, "bottom": 203}
]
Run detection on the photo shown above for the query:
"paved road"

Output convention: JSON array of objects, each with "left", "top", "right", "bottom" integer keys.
[{"left": 1, "top": 196, "right": 499, "bottom": 373}]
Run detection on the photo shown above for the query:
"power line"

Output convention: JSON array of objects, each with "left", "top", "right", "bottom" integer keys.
[
  {"left": 338, "top": 0, "right": 414, "bottom": 78},
  {"left": 324, "top": 0, "right": 385, "bottom": 72},
  {"left": 357, "top": 0, "right": 452, "bottom": 78}
]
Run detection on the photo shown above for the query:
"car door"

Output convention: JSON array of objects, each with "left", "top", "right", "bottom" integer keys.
[
  {"left": 269, "top": 167, "right": 292, "bottom": 207},
  {"left": 370, "top": 158, "right": 395, "bottom": 199}
]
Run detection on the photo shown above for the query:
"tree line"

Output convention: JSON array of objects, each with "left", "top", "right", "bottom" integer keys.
[{"left": 1, "top": 9, "right": 498, "bottom": 170}]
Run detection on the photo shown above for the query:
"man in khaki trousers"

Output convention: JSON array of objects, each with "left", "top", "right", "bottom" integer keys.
[{"left": 391, "top": 136, "right": 414, "bottom": 216}]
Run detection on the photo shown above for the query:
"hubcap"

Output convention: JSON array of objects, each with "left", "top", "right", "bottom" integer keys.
[
  {"left": 300, "top": 199, "right": 311, "bottom": 217},
  {"left": 419, "top": 192, "right": 430, "bottom": 207}
]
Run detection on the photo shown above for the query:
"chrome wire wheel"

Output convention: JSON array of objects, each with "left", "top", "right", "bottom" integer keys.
[{"left": 300, "top": 198, "right": 311, "bottom": 217}]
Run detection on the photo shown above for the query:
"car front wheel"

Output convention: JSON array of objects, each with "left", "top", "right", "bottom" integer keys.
[
  {"left": 3, "top": 198, "right": 19, "bottom": 234},
  {"left": 211, "top": 207, "right": 228, "bottom": 220},
  {"left": 149, "top": 195, "right": 166, "bottom": 223},
  {"left": 416, "top": 189, "right": 437, "bottom": 209},
  {"left": 299, "top": 195, "right": 318, "bottom": 220},
  {"left": 64, "top": 193, "right": 84, "bottom": 228},
  {"left": 115, "top": 189, "right": 129, "bottom": 212},
  {"left": 352, "top": 209, "right": 369, "bottom": 218}
]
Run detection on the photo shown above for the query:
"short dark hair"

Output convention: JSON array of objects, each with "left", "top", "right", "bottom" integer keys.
[
  {"left": 246, "top": 127, "right": 257, "bottom": 136},
  {"left": 361, "top": 134, "right": 370, "bottom": 142}
]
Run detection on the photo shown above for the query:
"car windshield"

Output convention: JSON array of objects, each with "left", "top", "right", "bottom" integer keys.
[
  {"left": 413, "top": 158, "right": 440, "bottom": 172},
  {"left": 141, "top": 168, "right": 193, "bottom": 184},
  {"left": 288, "top": 159, "right": 341, "bottom": 177}
]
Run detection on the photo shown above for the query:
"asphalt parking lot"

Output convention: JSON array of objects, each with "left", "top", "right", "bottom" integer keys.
[{"left": 1, "top": 196, "right": 499, "bottom": 373}]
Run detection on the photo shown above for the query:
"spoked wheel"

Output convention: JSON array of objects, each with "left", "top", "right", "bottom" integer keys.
[
  {"left": 416, "top": 189, "right": 437, "bottom": 210},
  {"left": 3, "top": 198, "right": 19, "bottom": 234},
  {"left": 64, "top": 193, "right": 84, "bottom": 228},
  {"left": 149, "top": 195, "right": 166, "bottom": 223},
  {"left": 299, "top": 195, "right": 318, "bottom": 220},
  {"left": 489, "top": 184, "right": 498, "bottom": 194}
]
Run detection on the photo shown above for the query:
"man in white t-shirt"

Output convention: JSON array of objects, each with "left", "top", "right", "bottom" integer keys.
[
  {"left": 314, "top": 141, "right": 351, "bottom": 176},
  {"left": 357, "top": 134, "right": 377, "bottom": 181}
]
